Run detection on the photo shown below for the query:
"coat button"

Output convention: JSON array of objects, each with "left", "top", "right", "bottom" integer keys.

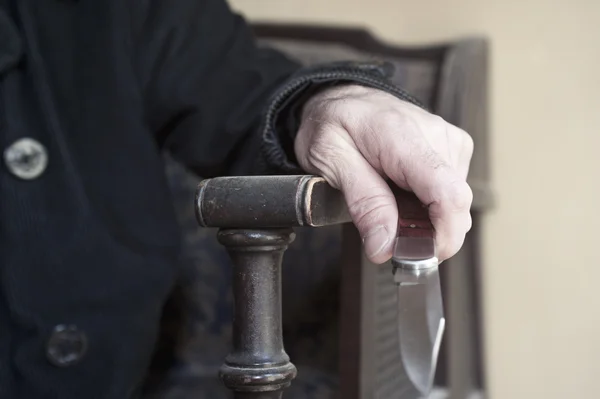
[
  {"left": 46, "top": 325, "right": 88, "bottom": 367},
  {"left": 3, "top": 137, "right": 48, "bottom": 180}
]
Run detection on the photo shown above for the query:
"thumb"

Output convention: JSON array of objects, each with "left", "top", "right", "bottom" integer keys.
[
  {"left": 296, "top": 125, "right": 398, "bottom": 264},
  {"left": 322, "top": 152, "right": 398, "bottom": 264}
]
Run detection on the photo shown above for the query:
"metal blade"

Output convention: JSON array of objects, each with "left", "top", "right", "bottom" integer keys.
[{"left": 392, "top": 238, "right": 445, "bottom": 398}]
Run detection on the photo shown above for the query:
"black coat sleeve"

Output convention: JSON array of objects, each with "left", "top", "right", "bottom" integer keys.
[{"left": 133, "top": 0, "right": 423, "bottom": 177}]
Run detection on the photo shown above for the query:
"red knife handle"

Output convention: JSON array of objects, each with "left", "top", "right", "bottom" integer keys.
[{"left": 395, "top": 188, "right": 434, "bottom": 239}]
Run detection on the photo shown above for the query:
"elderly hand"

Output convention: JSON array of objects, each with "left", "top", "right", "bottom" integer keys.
[{"left": 294, "top": 85, "right": 474, "bottom": 264}]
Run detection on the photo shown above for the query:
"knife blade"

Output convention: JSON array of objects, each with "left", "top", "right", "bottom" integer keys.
[{"left": 391, "top": 189, "right": 445, "bottom": 398}]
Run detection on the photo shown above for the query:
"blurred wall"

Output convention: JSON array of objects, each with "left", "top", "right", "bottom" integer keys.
[{"left": 228, "top": 0, "right": 600, "bottom": 398}]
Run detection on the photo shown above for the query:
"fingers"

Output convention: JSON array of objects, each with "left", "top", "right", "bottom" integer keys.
[
  {"left": 427, "top": 179, "right": 473, "bottom": 260},
  {"left": 297, "top": 124, "right": 399, "bottom": 264},
  {"left": 349, "top": 109, "right": 473, "bottom": 262},
  {"left": 381, "top": 128, "right": 473, "bottom": 261}
]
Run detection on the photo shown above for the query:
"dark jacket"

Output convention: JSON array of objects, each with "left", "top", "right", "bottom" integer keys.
[{"left": 0, "top": 0, "right": 416, "bottom": 398}]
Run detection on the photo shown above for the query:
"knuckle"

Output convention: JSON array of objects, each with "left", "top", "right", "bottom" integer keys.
[
  {"left": 447, "top": 180, "right": 473, "bottom": 212},
  {"left": 431, "top": 114, "right": 448, "bottom": 130},
  {"left": 463, "top": 131, "right": 475, "bottom": 153},
  {"left": 406, "top": 147, "right": 450, "bottom": 181},
  {"left": 456, "top": 129, "right": 475, "bottom": 157},
  {"left": 424, "top": 148, "right": 449, "bottom": 171},
  {"left": 380, "top": 109, "right": 414, "bottom": 132},
  {"left": 421, "top": 114, "right": 448, "bottom": 137},
  {"left": 466, "top": 212, "right": 473, "bottom": 232},
  {"left": 447, "top": 124, "right": 475, "bottom": 153}
]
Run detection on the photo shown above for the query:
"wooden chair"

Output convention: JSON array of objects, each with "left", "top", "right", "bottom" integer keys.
[{"left": 143, "top": 23, "right": 492, "bottom": 399}]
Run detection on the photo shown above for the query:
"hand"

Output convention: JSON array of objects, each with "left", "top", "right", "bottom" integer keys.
[{"left": 294, "top": 85, "right": 474, "bottom": 264}]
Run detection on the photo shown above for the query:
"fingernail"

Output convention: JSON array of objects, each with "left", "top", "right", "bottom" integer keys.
[{"left": 363, "top": 225, "right": 390, "bottom": 258}]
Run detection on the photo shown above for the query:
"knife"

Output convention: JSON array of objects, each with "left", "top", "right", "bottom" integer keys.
[{"left": 391, "top": 188, "right": 445, "bottom": 398}]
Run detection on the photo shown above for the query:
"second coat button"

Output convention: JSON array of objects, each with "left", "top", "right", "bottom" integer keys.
[{"left": 46, "top": 324, "right": 88, "bottom": 367}]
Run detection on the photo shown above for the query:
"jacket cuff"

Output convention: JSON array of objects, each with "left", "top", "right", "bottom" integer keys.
[{"left": 260, "top": 61, "right": 426, "bottom": 174}]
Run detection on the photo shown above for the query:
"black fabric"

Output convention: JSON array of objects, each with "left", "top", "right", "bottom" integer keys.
[{"left": 0, "top": 1, "right": 410, "bottom": 398}]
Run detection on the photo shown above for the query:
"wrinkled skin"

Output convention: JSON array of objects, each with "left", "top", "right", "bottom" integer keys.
[{"left": 294, "top": 85, "right": 474, "bottom": 264}]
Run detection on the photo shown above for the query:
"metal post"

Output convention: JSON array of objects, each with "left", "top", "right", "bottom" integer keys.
[{"left": 217, "top": 228, "right": 297, "bottom": 398}]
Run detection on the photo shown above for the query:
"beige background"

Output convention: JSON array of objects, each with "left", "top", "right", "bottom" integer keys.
[{"left": 228, "top": 0, "right": 600, "bottom": 398}]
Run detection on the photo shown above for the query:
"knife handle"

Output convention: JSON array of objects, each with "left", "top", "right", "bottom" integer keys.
[{"left": 395, "top": 188, "right": 435, "bottom": 239}]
